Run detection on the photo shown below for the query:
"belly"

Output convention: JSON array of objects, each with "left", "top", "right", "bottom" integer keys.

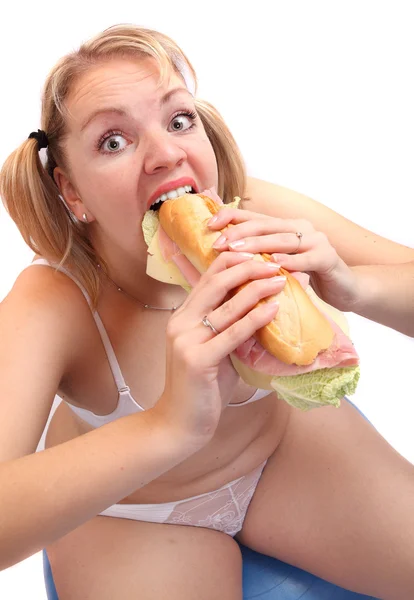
[{"left": 45, "top": 393, "right": 291, "bottom": 504}]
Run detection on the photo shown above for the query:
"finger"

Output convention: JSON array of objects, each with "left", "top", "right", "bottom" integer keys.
[
  {"left": 184, "top": 252, "right": 283, "bottom": 317},
  {"left": 207, "top": 207, "right": 269, "bottom": 230},
  {"left": 271, "top": 248, "right": 336, "bottom": 274},
  {"left": 209, "top": 209, "right": 305, "bottom": 233},
  {"left": 175, "top": 251, "right": 256, "bottom": 312},
  {"left": 202, "top": 249, "right": 255, "bottom": 277},
  {"left": 209, "top": 208, "right": 304, "bottom": 237},
  {"left": 211, "top": 218, "right": 312, "bottom": 251},
  {"left": 199, "top": 274, "right": 286, "bottom": 337},
  {"left": 198, "top": 301, "right": 280, "bottom": 366},
  {"left": 224, "top": 232, "right": 313, "bottom": 254}
]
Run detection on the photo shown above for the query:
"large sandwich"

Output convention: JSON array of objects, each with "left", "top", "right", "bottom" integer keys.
[{"left": 142, "top": 190, "right": 360, "bottom": 411}]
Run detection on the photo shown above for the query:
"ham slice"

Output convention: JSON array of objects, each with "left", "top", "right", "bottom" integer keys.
[
  {"left": 157, "top": 224, "right": 181, "bottom": 262},
  {"left": 234, "top": 313, "right": 359, "bottom": 376},
  {"left": 171, "top": 254, "right": 201, "bottom": 288},
  {"left": 202, "top": 187, "right": 223, "bottom": 205},
  {"left": 291, "top": 272, "right": 310, "bottom": 288}
]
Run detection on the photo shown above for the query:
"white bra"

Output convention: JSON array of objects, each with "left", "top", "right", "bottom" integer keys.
[{"left": 30, "top": 258, "right": 273, "bottom": 428}]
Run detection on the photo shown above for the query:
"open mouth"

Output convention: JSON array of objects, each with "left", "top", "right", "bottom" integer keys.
[{"left": 149, "top": 186, "right": 196, "bottom": 211}]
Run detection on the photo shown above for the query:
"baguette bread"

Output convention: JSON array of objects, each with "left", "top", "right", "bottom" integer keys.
[{"left": 159, "top": 193, "right": 335, "bottom": 366}]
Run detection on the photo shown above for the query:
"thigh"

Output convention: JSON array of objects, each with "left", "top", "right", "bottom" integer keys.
[
  {"left": 46, "top": 515, "right": 243, "bottom": 600},
  {"left": 236, "top": 399, "right": 414, "bottom": 600}
]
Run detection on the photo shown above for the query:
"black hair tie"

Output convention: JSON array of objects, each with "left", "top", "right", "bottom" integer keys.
[{"left": 28, "top": 129, "right": 49, "bottom": 151}]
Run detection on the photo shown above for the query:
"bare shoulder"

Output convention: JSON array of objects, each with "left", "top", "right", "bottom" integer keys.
[
  {"left": 245, "top": 176, "right": 414, "bottom": 266},
  {"left": 0, "top": 262, "right": 93, "bottom": 459},
  {"left": 0, "top": 260, "right": 93, "bottom": 378},
  {"left": 3, "top": 261, "right": 91, "bottom": 322}
]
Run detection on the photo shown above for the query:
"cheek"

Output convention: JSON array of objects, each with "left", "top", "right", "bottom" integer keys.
[
  {"left": 197, "top": 138, "right": 219, "bottom": 185},
  {"left": 75, "top": 159, "right": 138, "bottom": 214}
]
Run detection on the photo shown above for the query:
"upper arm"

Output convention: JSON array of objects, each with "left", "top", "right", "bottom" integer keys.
[
  {"left": 0, "top": 266, "right": 83, "bottom": 461},
  {"left": 245, "top": 176, "right": 414, "bottom": 266}
]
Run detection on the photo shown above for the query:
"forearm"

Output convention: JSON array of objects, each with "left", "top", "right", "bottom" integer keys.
[
  {"left": 351, "top": 262, "right": 414, "bottom": 336},
  {"left": 0, "top": 409, "right": 192, "bottom": 570}
]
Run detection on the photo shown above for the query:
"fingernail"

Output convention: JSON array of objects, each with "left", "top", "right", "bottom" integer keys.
[
  {"left": 270, "top": 275, "right": 286, "bottom": 282},
  {"left": 212, "top": 234, "right": 227, "bottom": 248},
  {"left": 265, "top": 300, "right": 279, "bottom": 310},
  {"left": 265, "top": 263, "right": 281, "bottom": 269},
  {"left": 207, "top": 215, "right": 218, "bottom": 226},
  {"left": 240, "top": 252, "right": 255, "bottom": 258},
  {"left": 228, "top": 239, "right": 246, "bottom": 249}
]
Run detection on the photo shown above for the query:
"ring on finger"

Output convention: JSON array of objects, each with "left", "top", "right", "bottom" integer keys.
[
  {"left": 202, "top": 315, "right": 220, "bottom": 335},
  {"left": 289, "top": 231, "right": 303, "bottom": 255}
]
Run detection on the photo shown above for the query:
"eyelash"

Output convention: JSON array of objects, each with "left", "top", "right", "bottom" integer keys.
[
  {"left": 96, "top": 109, "right": 198, "bottom": 153},
  {"left": 171, "top": 109, "right": 197, "bottom": 126}
]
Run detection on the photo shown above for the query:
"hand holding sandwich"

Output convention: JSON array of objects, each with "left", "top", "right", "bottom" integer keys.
[
  {"left": 153, "top": 250, "right": 286, "bottom": 448},
  {"left": 143, "top": 192, "right": 361, "bottom": 412},
  {"left": 208, "top": 207, "right": 414, "bottom": 338},
  {"left": 207, "top": 206, "right": 360, "bottom": 313}
]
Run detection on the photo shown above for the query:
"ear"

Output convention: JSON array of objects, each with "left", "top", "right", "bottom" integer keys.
[{"left": 54, "top": 167, "right": 95, "bottom": 223}]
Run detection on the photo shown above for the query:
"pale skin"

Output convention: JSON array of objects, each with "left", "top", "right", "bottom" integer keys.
[{"left": 1, "top": 54, "right": 414, "bottom": 599}]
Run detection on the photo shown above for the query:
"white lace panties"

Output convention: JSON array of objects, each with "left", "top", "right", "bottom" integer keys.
[{"left": 99, "top": 460, "right": 267, "bottom": 537}]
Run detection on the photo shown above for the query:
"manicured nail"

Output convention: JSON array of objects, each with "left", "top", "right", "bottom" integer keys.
[
  {"left": 212, "top": 234, "right": 227, "bottom": 248},
  {"left": 265, "top": 263, "right": 281, "bottom": 269},
  {"left": 207, "top": 215, "right": 219, "bottom": 226},
  {"left": 270, "top": 275, "right": 286, "bottom": 282},
  {"left": 228, "top": 239, "right": 246, "bottom": 249},
  {"left": 240, "top": 252, "right": 255, "bottom": 258}
]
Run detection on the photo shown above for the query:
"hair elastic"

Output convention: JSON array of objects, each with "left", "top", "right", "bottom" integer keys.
[{"left": 28, "top": 129, "right": 49, "bottom": 151}]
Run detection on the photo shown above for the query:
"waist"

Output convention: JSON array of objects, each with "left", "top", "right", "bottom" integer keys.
[
  {"left": 121, "top": 393, "right": 289, "bottom": 503},
  {"left": 46, "top": 392, "right": 290, "bottom": 504}
]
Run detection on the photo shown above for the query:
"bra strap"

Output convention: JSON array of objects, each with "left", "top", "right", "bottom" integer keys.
[{"left": 30, "top": 258, "right": 129, "bottom": 393}]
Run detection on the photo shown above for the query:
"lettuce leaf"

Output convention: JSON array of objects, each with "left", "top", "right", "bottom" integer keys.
[
  {"left": 270, "top": 365, "right": 360, "bottom": 411},
  {"left": 142, "top": 209, "right": 160, "bottom": 248},
  {"left": 222, "top": 196, "right": 242, "bottom": 210}
]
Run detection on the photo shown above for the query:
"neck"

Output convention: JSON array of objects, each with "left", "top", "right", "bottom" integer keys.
[{"left": 93, "top": 234, "right": 187, "bottom": 309}]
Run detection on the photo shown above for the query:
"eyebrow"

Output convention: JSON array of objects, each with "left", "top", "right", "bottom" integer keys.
[{"left": 80, "top": 87, "right": 192, "bottom": 132}]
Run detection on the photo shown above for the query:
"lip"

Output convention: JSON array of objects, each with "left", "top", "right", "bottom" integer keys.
[{"left": 146, "top": 177, "right": 198, "bottom": 209}]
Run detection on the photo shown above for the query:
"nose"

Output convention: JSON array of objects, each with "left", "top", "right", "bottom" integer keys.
[{"left": 143, "top": 130, "right": 187, "bottom": 175}]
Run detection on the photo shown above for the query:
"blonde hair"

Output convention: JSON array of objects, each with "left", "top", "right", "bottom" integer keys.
[{"left": 0, "top": 24, "right": 246, "bottom": 306}]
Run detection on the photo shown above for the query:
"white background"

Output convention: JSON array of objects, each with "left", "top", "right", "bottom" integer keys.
[{"left": 1, "top": 1, "right": 413, "bottom": 597}]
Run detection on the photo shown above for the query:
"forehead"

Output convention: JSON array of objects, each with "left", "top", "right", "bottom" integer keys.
[{"left": 66, "top": 57, "right": 185, "bottom": 119}]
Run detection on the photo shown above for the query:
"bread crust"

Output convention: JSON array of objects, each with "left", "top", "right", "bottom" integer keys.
[
  {"left": 159, "top": 194, "right": 334, "bottom": 365},
  {"left": 159, "top": 194, "right": 221, "bottom": 273}
]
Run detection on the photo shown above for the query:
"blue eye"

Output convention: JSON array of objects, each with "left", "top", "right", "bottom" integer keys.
[{"left": 169, "top": 110, "right": 197, "bottom": 132}]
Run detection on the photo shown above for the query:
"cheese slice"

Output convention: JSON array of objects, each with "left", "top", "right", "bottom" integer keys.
[{"left": 230, "top": 354, "right": 274, "bottom": 390}]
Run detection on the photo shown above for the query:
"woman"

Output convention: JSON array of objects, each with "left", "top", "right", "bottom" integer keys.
[{"left": 0, "top": 24, "right": 413, "bottom": 599}]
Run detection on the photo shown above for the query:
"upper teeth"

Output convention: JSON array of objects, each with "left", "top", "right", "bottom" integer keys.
[{"left": 151, "top": 185, "right": 193, "bottom": 208}]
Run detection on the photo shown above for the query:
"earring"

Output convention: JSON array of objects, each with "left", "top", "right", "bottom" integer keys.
[{"left": 82, "top": 213, "right": 88, "bottom": 223}]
